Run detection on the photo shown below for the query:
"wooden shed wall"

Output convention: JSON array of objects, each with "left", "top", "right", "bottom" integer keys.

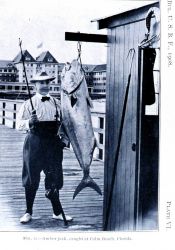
[{"left": 103, "top": 2, "right": 159, "bottom": 230}]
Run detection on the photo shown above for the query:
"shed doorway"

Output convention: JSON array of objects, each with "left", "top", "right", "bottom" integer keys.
[{"left": 136, "top": 48, "right": 160, "bottom": 230}]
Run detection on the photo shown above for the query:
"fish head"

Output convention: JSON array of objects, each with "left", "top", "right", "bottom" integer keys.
[{"left": 61, "top": 59, "right": 84, "bottom": 94}]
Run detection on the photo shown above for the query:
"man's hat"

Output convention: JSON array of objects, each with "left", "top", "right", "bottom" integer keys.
[{"left": 30, "top": 71, "right": 55, "bottom": 83}]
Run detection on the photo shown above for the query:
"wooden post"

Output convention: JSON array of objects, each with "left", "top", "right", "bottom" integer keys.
[{"left": 65, "top": 32, "right": 107, "bottom": 43}]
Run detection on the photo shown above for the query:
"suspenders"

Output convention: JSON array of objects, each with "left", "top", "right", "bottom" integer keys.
[
  {"left": 52, "top": 97, "right": 59, "bottom": 122},
  {"left": 52, "top": 97, "right": 63, "bottom": 133}
]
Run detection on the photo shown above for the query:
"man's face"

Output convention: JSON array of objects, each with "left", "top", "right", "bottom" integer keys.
[{"left": 35, "top": 80, "right": 51, "bottom": 95}]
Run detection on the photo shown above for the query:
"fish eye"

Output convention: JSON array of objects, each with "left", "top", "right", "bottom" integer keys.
[{"left": 65, "top": 63, "right": 71, "bottom": 71}]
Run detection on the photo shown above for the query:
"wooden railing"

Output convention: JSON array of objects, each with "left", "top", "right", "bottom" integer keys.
[
  {"left": 0, "top": 99, "right": 23, "bottom": 129},
  {"left": 0, "top": 98, "right": 106, "bottom": 161}
]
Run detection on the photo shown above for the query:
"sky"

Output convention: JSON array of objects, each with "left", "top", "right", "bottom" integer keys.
[{"left": 0, "top": 0, "right": 157, "bottom": 64}]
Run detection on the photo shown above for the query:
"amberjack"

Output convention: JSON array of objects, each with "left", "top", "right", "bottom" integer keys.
[{"left": 61, "top": 59, "right": 102, "bottom": 199}]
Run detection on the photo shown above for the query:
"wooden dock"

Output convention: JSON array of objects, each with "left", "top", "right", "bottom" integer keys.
[{"left": 0, "top": 125, "right": 104, "bottom": 232}]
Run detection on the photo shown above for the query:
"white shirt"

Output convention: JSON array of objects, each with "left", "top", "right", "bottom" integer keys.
[{"left": 16, "top": 93, "right": 61, "bottom": 131}]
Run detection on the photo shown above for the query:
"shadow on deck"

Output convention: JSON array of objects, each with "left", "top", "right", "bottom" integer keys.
[{"left": 0, "top": 125, "right": 104, "bottom": 232}]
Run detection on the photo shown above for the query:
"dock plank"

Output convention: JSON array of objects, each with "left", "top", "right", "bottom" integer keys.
[{"left": 0, "top": 125, "right": 104, "bottom": 231}]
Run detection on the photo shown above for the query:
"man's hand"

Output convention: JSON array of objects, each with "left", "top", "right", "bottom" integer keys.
[{"left": 29, "top": 111, "right": 39, "bottom": 127}]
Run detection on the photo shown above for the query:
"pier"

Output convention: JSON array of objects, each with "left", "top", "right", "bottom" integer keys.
[{"left": 0, "top": 125, "right": 104, "bottom": 231}]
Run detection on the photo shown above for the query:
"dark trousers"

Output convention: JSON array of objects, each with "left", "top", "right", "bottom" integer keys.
[{"left": 22, "top": 124, "right": 64, "bottom": 215}]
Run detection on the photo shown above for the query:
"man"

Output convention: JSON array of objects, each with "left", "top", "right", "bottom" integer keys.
[{"left": 16, "top": 71, "right": 73, "bottom": 223}]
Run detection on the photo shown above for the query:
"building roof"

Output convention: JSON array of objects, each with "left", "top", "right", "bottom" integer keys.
[
  {"left": 93, "top": 64, "right": 106, "bottom": 72},
  {"left": 36, "top": 51, "right": 58, "bottom": 63},
  {"left": 82, "top": 64, "right": 97, "bottom": 72},
  {"left": 95, "top": 1, "right": 159, "bottom": 29},
  {"left": 0, "top": 60, "right": 15, "bottom": 68},
  {"left": 58, "top": 63, "right": 97, "bottom": 73},
  {"left": 13, "top": 50, "right": 36, "bottom": 63}
]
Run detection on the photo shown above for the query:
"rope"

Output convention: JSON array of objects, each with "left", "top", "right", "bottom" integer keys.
[{"left": 77, "top": 41, "right": 85, "bottom": 74}]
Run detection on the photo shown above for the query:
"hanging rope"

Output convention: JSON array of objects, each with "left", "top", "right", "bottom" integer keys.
[
  {"left": 77, "top": 40, "right": 82, "bottom": 61},
  {"left": 77, "top": 40, "right": 85, "bottom": 74}
]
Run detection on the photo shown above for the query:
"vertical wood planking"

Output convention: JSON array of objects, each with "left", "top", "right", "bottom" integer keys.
[
  {"left": 133, "top": 19, "right": 147, "bottom": 229},
  {"left": 118, "top": 24, "right": 128, "bottom": 230},
  {"left": 128, "top": 22, "right": 136, "bottom": 229},
  {"left": 128, "top": 21, "right": 139, "bottom": 229},
  {"left": 103, "top": 28, "right": 111, "bottom": 221},
  {"left": 103, "top": 2, "right": 157, "bottom": 230},
  {"left": 103, "top": 28, "right": 116, "bottom": 230},
  {"left": 122, "top": 22, "right": 131, "bottom": 230},
  {"left": 113, "top": 25, "right": 124, "bottom": 229},
  {"left": 109, "top": 27, "right": 118, "bottom": 229},
  {"left": 104, "top": 19, "right": 147, "bottom": 230},
  {"left": 125, "top": 22, "right": 133, "bottom": 230}
]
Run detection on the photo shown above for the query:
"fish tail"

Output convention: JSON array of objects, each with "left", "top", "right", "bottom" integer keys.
[{"left": 73, "top": 176, "right": 102, "bottom": 199}]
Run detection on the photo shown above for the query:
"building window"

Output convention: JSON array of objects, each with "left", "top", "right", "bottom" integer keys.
[
  {"left": 14, "top": 104, "right": 16, "bottom": 111},
  {"left": 54, "top": 87, "right": 59, "bottom": 91},
  {"left": 25, "top": 56, "right": 31, "bottom": 61},
  {"left": 48, "top": 58, "right": 53, "bottom": 62},
  {"left": 8, "top": 85, "right": 12, "bottom": 90},
  {"left": 15, "top": 86, "right": 19, "bottom": 90},
  {"left": 3, "top": 102, "right": 6, "bottom": 108}
]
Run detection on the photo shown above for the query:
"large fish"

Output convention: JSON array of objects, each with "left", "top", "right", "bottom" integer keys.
[{"left": 61, "top": 59, "right": 102, "bottom": 199}]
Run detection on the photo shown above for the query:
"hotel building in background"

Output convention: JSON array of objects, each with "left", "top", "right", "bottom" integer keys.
[{"left": 0, "top": 50, "right": 107, "bottom": 98}]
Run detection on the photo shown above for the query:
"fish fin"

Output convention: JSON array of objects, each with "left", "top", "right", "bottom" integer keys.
[
  {"left": 71, "top": 95, "right": 77, "bottom": 107},
  {"left": 86, "top": 96, "right": 93, "bottom": 108},
  {"left": 73, "top": 176, "right": 102, "bottom": 199}
]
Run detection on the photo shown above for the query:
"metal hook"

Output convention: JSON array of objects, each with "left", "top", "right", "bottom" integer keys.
[
  {"left": 77, "top": 40, "right": 82, "bottom": 60},
  {"left": 126, "top": 48, "right": 135, "bottom": 60},
  {"left": 77, "top": 41, "right": 81, "bottom": 52},
  {"left": 126, "top": 48, "right": 135, "bottom": 75}
]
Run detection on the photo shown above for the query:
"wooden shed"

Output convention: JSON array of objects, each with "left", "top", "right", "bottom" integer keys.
[{"left": 96, "top": 1, "right": 160, "bottom": 231}]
